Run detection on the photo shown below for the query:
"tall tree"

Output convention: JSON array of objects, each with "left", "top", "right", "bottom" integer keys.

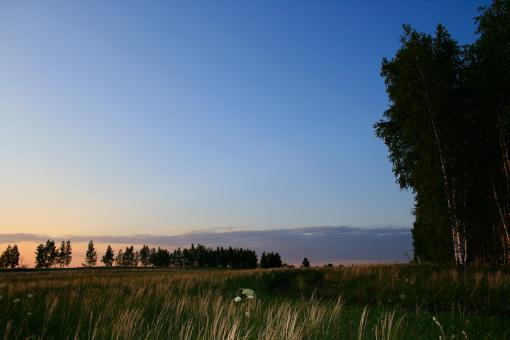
[
  {"left": 116, "top": 249, "right": 124, "bottom": 266},
  {"left": 102, "top": 245, "right": 115, "bottom": 266},
  {"left": 56, "top": 241, "right": 66, "bottom": 267},
  {"left": 84, "top": 240, "right": 97, "bottom": 267},
  {"left": 35, "top": 244, "right": 46, "bottom": 268},
  {"left": 375, "top": 25, "right": 469, "bottom": 267},
  {"left": 139, "top": 245, "right": 151, "bottom": 267},
  {"left": 10, "top": 245, "right": 20, "bottom": 269},
  {"left": 63, "top": 240, "right": 72, "bottom": 266},
  {"left": 375, "top": 0, "right": 510, "bottom": 266},
  {"left": 0, "top": 245, "right": 19, "bottom": 269},
  {"left": 35, "top": 240, "right": 58, "bottom": 268}
]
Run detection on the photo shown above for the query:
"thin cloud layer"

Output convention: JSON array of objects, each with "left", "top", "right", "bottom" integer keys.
[{"left": 0, "top": 226, "right": 412, "bottom": 265}]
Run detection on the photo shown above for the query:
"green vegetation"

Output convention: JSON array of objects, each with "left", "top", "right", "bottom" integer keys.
[
  {"left": 375, "top": 0, "right": 510, "bottom": 266},
  {"left": 1, "top": 265, "right": 509, "bottom": 339}
]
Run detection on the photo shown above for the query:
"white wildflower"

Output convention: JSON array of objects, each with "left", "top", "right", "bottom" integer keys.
[
  {"left": 234, "top": 296, "right": 241, "bottom": 303},
  {"left": 13, "top": 298, "right": 20, "bottom": 304},
  {"left": 245, "top": 311, "right": 250, "bottom": 317},
  {"left": 247, "top": 295, "right": 254, "bottom": 299},
  {"left": 27, "top": 294, "right": 34, "bottom": 299},
  {"left": 241, "top": 288, "right": 255, "bottom": 296},
  {"left": 400, "top": 294, "right": 405, "bottom": 300},
  {"left": 27, "top": 312, "right": 32, "bottom": 316}
]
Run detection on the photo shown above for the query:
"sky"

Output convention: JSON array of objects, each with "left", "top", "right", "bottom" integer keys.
[{"left": 0, "top": 1, "right": 487, "bottom": 239}]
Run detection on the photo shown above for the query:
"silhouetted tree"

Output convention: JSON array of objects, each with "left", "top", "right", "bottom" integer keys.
[
  {"left": 302, "top": 257, "right": 310, "bottom": 268},
  {"left": 121, "top": 246, "right": 138, "bottom": 267},
  {"left": 150, "top": 247, "right": 171, "bottom": 267},
  {"left": 139, "top": 245, "right": 151, "bottom": 267},
  {"left": 260, "top": 251, "right": 282, "bottom": 268},
  {"left": 116, "top": 249, "right": 124, "bottom": 266},
  {"left": 35, "top": 240, "right": 58, "bottom": 268},
  {"left": 56, "top": 241, "right": 72, "bottom": 267},
  {"left": 0, "top": 245, "right": 20, "bottom": 269},
  {"left": 63, "top": 240, "right": 72, "bottom": 266},
  {"left": 83, "top": 240, "right": 97, "bottom": 267},
  {"left": 102, "top": 245, "right": 115, "bottom": 266}
]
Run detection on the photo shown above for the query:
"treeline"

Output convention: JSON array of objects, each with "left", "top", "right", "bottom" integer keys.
[
  {"left": 0, "top": 241, "right": 284, "bottom": 269},
  {"left": 375, "top": 0, "right": 510, "bottom": 266},
  {"left": 99, "top": 242, "right": 260, "bottom": 269}
]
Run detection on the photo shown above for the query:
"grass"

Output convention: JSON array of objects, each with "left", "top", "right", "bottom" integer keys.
[{"left": 1, "top": 265, "right": 509, "bottom": 339}]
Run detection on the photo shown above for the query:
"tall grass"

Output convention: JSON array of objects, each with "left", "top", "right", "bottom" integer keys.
[{"left": 0, "top": 265, "right": 509, "bottom": 339}]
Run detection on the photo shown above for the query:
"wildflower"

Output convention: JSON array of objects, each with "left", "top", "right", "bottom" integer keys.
[
  {"left": 247, "top": 295, "right": 254, "bottom": 299},
  {"left": 400, "top": 294, "right": 405, "bottom": 300},
  {"left": 27, "top": 312, "right": 32, "bottom": 316},
  {"left": 27, "top": 294, "right": 34, "bottom": 299},
  {"left": 432, "top": 316, "right": 437, "bottom": 322},
  {"left": 13, "top": 298, "right": 20, "bottom": 304},
  {"left": 234, "top": 296, "right": 241, "bottom": 303},
  {"left": 242, "top": 288, "right": 255, "bottom": 297},
  {"left": 245, "top": 311, "right": 250, "bottom": 317}
]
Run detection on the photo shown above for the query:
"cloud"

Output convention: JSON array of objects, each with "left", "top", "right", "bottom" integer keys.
[{"left": 0, "top": 226, "right": 412, "bottom": 265}]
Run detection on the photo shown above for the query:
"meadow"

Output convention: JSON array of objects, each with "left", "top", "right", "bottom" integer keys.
[{"left": 1, "top": 264, "right": 509, "bottom": 339}]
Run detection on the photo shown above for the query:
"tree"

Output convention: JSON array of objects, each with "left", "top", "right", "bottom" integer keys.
[
  {"left": 10, "top": 245, "right": 20, "bottom": 268},
  {"left": 0, "top": 245, "right": 19, "bottom": 269},
  {"left": 63, "top": 240, "right": 72, "bottom": 266},
  {"left": 35, "top": 240, "right": 58, "bottom": 268},
  {"left": 139, "top": 245, "right": 151, "bottom": 267},
  {"left": 116, "top": 249, "right": 124, "bottom": 266},
  {"left": 260, "top": 251, "right": 282, "bottom": 268},
  {"left": 375, "top": 0, "right": 510, "bottom": 266},
  {"left": 102, "top": 245, "right": 115, "bottom": 266},
  {"left": 35, "top": 244, "right": 46, "bottom": 268},
  {"left": 150, "top": 247, "right": 171, "bottom": 267},
  {"left": 56, "top": 241, "right": 66, "bottom": 267},
  {"left": 302, "top": 257, "right": 310, "bottom": 268},
  {"left": 121, "top": 246, "right": 138, "bottom": 267},
  {"left": 83, "top": 240, "right": 97, "bottom": 267}
]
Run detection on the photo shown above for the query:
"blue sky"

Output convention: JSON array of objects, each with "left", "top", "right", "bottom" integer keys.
[{"left": 0, "top": 1, "right": 487, "bottom": 236}]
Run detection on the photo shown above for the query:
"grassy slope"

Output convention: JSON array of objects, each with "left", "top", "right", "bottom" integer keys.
[{"left": 0, "top": 265, "right": 509, "bottom": 339}]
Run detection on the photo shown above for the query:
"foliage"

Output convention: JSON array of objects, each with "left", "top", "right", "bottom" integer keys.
[
  {"left": 101, "top": 245, "right": 115, "bottom": 267},
  {"left": 375, "top": 0, "right": 510, "bottom": 266},
  {"left": 83, "top": 240, "right": 97, "bottom": 267},
  {"left": 0, "top": 245, "right": 20, "bottom": 269},
  {"left": 55, "top": 241, "right": 72, "bottom": 267},
  {"left": 34, "top": 240, "right": 58, "bottom": 268},
  {"left": 260, "top": 251, "right": 282, "bottom": 268}
]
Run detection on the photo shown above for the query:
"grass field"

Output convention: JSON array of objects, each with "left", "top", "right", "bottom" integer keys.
[{"left": 1, "top": 264, "right": 509, "bottom": 339}]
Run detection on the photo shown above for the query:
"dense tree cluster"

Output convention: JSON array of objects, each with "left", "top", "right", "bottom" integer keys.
[
  {"left": 35, "top": 240, "right": 57, "bottom": 268},
  {"left": 111, "top": 243, "right": 259, "bottom": 269},
  {"left": 375, "top": 0, "right": 510, "bottom": 266},
  {"left": 56, "top": 241, "right": 73, "bottom": 267},
  {"left": 0, "top": 245, "right": 20, "bottom": 268},
  {"left": 259, "top": 252, "right": 282, "bottom": 268}
]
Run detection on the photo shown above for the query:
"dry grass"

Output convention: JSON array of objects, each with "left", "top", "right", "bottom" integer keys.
[{"left": 0, "top": 265, "right": 509, "bottom": 339}]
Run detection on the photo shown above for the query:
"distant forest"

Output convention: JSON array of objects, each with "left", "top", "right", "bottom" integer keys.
[
  {"left": 375, "top": 0, "right": 510, "bottom": 266},
  {"left": 0, "top": 240, "right": 286, "bottom": 270}
]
